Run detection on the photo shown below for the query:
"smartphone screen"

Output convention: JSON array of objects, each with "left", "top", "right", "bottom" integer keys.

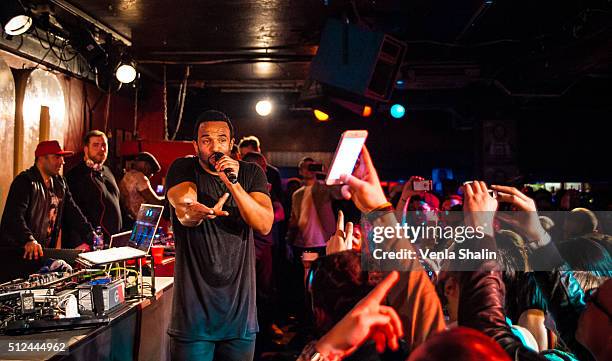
[{"left": 325, "top": 130, "right": 368, "bottom": 185}]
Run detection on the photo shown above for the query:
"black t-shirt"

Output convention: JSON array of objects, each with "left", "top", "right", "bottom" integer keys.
[
  {"left": 166, "top": 156, "right": 270, "bottom": 341},
  {"left": 43, "top": 181, "right": 61, "bottom": 247},
  {"left": 65, "top": 162, "right": 122, "bottom": 245},
  {"left": 266, "top": 164, "right": 282, "bottom": 202}
]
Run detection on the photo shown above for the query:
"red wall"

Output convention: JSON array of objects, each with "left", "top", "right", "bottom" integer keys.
[{"left": 120, "top": 139, "right": 195, "bottom": 187}]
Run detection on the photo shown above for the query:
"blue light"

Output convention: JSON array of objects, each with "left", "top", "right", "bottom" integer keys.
[{"left": 390, "top": 104, "right": 405, "bottom": 119}]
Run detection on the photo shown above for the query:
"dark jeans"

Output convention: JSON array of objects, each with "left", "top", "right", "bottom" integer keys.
[
  {"left": 255, "top": 242, "right": 274, "bottom": 333},
  {"left": 169, "top": 336, "right": 256, "bottom": 361}
]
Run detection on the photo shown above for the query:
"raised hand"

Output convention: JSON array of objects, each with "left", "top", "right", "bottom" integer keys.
[
  {"left": 491, "top": 185, "right": 547, "bottom": 244},
  {"left": 340, "top": 146, "right": 388, "bottom": 213},
  {"left": 315, "top": 271, "right": 404, "bottom": 359},
  {"left": 400, "top": 176, "right": 426, "bottom": 199},
  {"left": 463, "top": 181, "right": 498, "bottom": 237},
  {"left": 326, "top": 210, "right": 355, "bottom": 255}
]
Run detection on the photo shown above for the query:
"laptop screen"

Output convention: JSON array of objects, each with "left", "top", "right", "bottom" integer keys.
[
  {"left": 109, "top": 231, "right": 132, "bottom": 248},
  {"left": 128, "top": 204, "right": 164, "bottom": 252}
]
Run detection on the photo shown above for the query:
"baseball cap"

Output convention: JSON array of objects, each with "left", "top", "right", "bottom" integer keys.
[
  {"left": 133, "top": 151, "right": 161, "bottom": 174},
  {"left": 35, "top": 140, "right": 74, "bottom": 158}
]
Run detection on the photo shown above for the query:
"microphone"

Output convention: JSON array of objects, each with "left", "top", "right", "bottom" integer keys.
[{"left": 211, "top": 152, "right": 238, "bottom": 184}]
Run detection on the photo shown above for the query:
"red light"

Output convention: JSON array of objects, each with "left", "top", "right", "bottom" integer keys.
[{"left": 362, "top": 105, "right": 373, "bottom": 117}]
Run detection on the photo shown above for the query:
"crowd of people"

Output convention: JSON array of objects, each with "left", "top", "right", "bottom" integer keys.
[
  {"left": 231, "top": 139, "right": 611, "bottom": 361},
  {"left": 0, "top": 109, "right": 610, "bottom": 361}
]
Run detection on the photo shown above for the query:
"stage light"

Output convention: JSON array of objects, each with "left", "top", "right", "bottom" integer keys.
[
  {"left": 255, "top": 99, "right": 273, "bottom": 116},
  {"left": 4, "top": 15, "right": 31, "bottom": 35},
  {"left": 390, "top": 104, "right": 405, "bottom": 119},
  {"left": 1, "top": 1, "right": 32, "bottom": 36},
  {"left": 115, "top": 62, "right": 137, "bottom": 83},
  {"left": 362, "top": 105, "right": 373, "bottom": 117},
  {"left": 313, "top": 109, "right": 330, "bottom": 121}
]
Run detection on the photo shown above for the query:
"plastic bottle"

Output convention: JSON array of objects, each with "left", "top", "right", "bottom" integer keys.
[{"left": 93, "top": 226, "right": 104, "bottom": 251}]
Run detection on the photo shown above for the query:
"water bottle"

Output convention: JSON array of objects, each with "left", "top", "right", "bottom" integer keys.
[{"left": 93, "top": 226, "right": 104, "bottom": 251}]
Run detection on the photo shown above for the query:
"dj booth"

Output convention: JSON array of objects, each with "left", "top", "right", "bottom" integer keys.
[
  {"left": 0, "top": 204, "right": 176, "bottom": 360},
  {"left": 0, "top": 277, "right": 174, "bottom": 361}
]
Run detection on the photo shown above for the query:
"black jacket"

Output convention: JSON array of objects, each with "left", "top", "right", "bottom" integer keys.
[
  {"left": 0, "top": 165, "right": 93, "bottom": 248},
  {"left": 458, "top": 238, "right": 586, "bottom": 361},
  {"left": 65, "top": 161, "right": 122, "bottom": 244},
  {"left": 458, "top": 262, "right": 547, "bottom": 361}
]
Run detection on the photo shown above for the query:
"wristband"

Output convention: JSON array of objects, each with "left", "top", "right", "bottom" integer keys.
[
  {"left": 298, "top": 342, "right": 335, "bottom": 361},
  {"left": 526, "top": 231, "right": 551, "bottom": 250},
  {"left": 371, "top": 202, "right": 392, "bottom": 212},
  {"left": 365, "top": 202, "right": 394, "bottom": 223}
]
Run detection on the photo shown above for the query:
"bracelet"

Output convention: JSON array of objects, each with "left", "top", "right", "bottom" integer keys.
[
  {"left": 298, "top": 342, "right": 333, "bottom": 361},
  {"left": 526, "top": 231, "right": 551, "bottom": 250},
  {"left": 365, "top": 202, "right": 394, "bottom": 223},
  {"left": 371, "top": 202, "right": 392, "bottom": 212}
]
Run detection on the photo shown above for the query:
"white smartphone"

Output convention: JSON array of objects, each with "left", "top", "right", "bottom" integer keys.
[{"left": 325, "top": 130, "right": 369, "bottom": 185}]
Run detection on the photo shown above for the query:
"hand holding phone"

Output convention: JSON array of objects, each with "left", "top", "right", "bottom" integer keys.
[{"left": 412, "top": 180, "right": 432, "bottom": 192}]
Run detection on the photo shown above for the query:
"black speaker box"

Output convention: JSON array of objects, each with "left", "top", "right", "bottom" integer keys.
[{"left": 309, "top": 19, "right": 406, "bottom": 102}]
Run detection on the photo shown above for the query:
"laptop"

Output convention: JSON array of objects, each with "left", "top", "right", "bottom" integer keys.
[
  {"left": 77, "top": 204, "right": 163, "bottom": 266},
  {"left": 41, "top": 248, "right": 83, "bottom": 264}
]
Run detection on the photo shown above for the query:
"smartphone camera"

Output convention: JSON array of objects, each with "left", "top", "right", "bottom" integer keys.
[
  {"left": 413, "top": 180, "right": 432, "bottom": 192},
  {"left": 462, "top": 181, "right": 497, "bottom": 198}
]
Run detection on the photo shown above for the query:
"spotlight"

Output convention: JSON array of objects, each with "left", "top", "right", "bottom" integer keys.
[
  {"left": 390, "top": 104, "right": 405, "bottom": 119},
  {"left": 1, "top": 1, "right": 32, "bottom": 36},
  {"left": 255, "top": 99, "right": 273, "bottom": 116},
  {"left": 115, "top": 62, "right": 137, "bottom": 83},
  {"left": 362, "top": 105, "right": 373, "bottom": 117},
  {"left": 313, "top": 109, "right": 330, "bottom": 121},
  {"left": 4, "top": 15, "right": 31, "bottom": 35}
]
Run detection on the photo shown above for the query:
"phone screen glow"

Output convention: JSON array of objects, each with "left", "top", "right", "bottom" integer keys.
[{"left": 327, "top": 137, "right": 366, "bottom": 183}]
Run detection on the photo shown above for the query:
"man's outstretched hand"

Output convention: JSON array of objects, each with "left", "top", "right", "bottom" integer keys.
[{"left": 184, "top": 193, "right": 230, "bottom": 222}]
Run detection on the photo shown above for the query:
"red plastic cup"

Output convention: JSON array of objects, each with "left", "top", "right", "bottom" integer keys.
[{"left": 151, "top": 245, "right": 164, "bottom": 265}]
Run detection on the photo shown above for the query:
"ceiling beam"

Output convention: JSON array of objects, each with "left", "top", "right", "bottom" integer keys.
[{"left": 49, "top": 0, "right": 132, "bottom": 46}]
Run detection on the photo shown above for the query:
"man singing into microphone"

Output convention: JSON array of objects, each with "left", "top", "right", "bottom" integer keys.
[{"left": 165, "top": 110, "right": 274, "bottom": 361}]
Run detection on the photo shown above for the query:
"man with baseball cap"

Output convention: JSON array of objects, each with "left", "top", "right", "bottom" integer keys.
[
  {"left": 119, "top": 151, "right": 164, "bottom": 221},
  {"left": 0, "top": 140, "right": 96, "bottom": 260}
]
